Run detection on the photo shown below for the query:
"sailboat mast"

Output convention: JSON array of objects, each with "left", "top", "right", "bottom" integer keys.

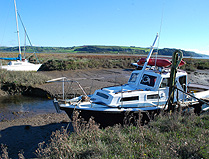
[{"left": 14, "top": 0, "right": 22, "bottom": 60}]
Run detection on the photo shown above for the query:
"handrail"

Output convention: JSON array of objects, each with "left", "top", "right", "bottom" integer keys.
[{"left": 47, "top": 77, "right": 88, "bottom": 99}]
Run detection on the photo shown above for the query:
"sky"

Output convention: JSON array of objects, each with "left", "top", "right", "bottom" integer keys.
[{"left": 0, "top": 0, "right": 209, "bottom": 55}]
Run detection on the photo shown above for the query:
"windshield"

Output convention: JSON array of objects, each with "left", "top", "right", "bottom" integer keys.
[
  {"left": 140, "top": 74, "right": 157, "bottom": 87},
  {"left": 129, "top": 73, "right": 139, "bottom": 82}
]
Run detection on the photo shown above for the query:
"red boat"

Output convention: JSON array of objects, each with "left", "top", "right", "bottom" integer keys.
[{"left": 137, "top": 58, "right": 185, "bottom": 67}]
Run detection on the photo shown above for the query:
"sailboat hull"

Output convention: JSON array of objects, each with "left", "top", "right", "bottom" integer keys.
[{"left": 0, "top": 60, "right": 42, "bottom": 71}]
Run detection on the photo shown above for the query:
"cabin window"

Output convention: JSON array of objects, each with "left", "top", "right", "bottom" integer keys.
[
  {"left": 147, "top": 94, "right": 160, "bottom": 99},
  {"left": 140, "top": 74, "right": 157, "bottom": 87},
  {"left": 160, "top": 78, "right": 170, "bottom": 88},
  {"left": 120, "top": 96, "right": 139, "bottom": 102},
  {"left": 129, "top": 73, "right": 139, "bottom": 82},
  {"left": 179, "top": 76, "right": 186, "bottom": 91},
  {"left": 96, "top": 92, "right": 109, "bottom": 99}
]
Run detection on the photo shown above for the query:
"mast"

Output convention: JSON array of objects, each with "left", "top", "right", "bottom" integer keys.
[{"left": 14, "top": 0, "right": 22, "bottom": 61}]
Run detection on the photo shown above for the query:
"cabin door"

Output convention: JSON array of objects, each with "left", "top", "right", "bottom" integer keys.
[{"left": 158, "top": 87, "right": 169, "bottom": 105}]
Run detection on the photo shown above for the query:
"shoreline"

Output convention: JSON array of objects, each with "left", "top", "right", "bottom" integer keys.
[{"left": 0, "top": 112, "right": 69, "bottom": 131}]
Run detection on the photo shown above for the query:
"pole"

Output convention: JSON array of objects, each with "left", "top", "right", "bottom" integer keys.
[
  {"left": 14, "top": 0, "right": 22, "bottom": 61},
  {"left": 168, "top": 50, "right": 183, "bottom": 111},
  {"left": 63, "top": 77, "right": 65, "bottom": 100}
]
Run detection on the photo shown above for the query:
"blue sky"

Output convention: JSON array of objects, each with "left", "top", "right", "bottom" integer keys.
[{"left": 0, "top": 0, "right": 209, "bottom": 55}]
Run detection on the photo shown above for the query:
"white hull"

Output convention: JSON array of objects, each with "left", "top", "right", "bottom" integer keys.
[{"left": 0, "top": 60, "right": 42, "bottom": 71}]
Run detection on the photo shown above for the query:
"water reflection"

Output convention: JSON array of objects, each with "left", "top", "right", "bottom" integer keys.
[{"left": 0, "top": 95, "right": 55, "bottom": 121}]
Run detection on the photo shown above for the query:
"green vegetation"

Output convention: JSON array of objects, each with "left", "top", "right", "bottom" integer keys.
[
  {"left": 0, "top": 46, "right": 207, "bottom": 57},
  {"left": 39, "top": 54, "right": 209, "bottom": 71},
  {"left": 0, "top": 70, "right": 49, "bottom": 86},
  {"left": 0, "top": 70, "right": 50, "bottom": 95},
  {"left": 1, "top": 112, "right": 208, "bottom": 158},
  {"left": 40, "top": 56, "right": 136, "bottom": 71},
  {"left": 181, "top": 58, "right": 209, "bottom": 71},
  {"left": 34, "top": 112, "right": 209, "bottom": 158}
]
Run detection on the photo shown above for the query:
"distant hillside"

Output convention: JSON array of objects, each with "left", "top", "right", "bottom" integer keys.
[{"left": 0, "top": 45, "right": 206, "bottom": 57}]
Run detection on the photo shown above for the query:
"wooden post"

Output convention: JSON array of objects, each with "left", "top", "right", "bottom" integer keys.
[{"left": 168, "top": 50, "right": 183, "bottom": 112}]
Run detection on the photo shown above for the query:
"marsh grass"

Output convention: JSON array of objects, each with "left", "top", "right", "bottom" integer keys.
[
  {"left": 32, "top": 111, "right": 209, "bottom": 159},
  {"left": 40, "top": 57, "right": 136, "bottom": 71},
  {"left": 0, "top": 70, "right": 49, "bottom": 86},
  {"left": 37, "top": 54, "right": 209, "bottom": 72},
  {"left": 0, "top": 70, "right": 50, "bottom": 95},
  {"left": 1, "top": 111, "right": 209, "bottom": 158}
]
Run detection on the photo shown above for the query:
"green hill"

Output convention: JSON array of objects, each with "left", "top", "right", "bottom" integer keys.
[{"left": 0, "top": 45, "right": 206, "bottom": 57}]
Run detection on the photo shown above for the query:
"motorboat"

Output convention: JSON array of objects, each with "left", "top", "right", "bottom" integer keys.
[{"left": 48, "top": 34, "right": 209, "bottom": 127}]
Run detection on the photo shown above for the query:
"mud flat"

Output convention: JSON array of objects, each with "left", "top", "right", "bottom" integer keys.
[
  {"left": 37, "top": 68, "right": 133, "bottom": 97},
  {"left": 0, "top": 113, "right": 70, "bottom": 158},
  {"left": 38, "top": 68, "right": 209, "bottom": 97},
  {"left": 187, "top": 69, "right": 209, "bottom": 86}
]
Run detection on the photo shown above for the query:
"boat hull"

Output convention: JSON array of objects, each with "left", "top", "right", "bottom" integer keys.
[
  {"left": 59, "top": 104, "right": 160, "bottom": 127},
  {"left": 137, "top": 58, "right": 185, "bottom": 67},
  {"left": 1, "top": 61, "right": 42, "bottom": 71}
]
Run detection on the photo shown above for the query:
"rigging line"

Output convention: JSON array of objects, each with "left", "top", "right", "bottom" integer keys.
[
  {"left": 155, "top": 1, "right": 165, "bottom": 68},
  {"left": 17, "top": 11, "right": 40, "bottom": 63}
]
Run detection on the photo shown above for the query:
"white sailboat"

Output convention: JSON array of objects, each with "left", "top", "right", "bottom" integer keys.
[{"left": 0, "top": 0, "right": 42, "bottom": 71}]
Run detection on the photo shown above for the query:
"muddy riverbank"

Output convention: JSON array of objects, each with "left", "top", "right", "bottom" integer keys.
[
  {"left": 36, "top": 68, "right": 209, "bottom": 98},
  {"left": 0, "top": 68, "right": 208, "bottom": 98}
]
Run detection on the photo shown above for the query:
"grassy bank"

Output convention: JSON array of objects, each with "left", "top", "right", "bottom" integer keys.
[
  {"left": 38, "top": 54, "right": 209, "bottom": 71},
  {"left": 40, "top": 55, "right": 137, "bottom": 71},
  {"left": 0, "top": 70, "right": 50, "bottom": 95},
  {"left": 1, "top": 112, "right": 208, "bottom": 158}
]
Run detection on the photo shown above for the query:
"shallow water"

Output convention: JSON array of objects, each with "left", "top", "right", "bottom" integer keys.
[{"left": 0, "top": 95, "right": 56, "bottom": 121}]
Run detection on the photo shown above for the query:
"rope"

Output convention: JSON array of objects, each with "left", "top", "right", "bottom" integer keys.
[
  {"left": 17, "top": 11, "right": 40, "bottom": 63},
  {"left": 155, "top": 2, "right": 164, "bottom": 69}
]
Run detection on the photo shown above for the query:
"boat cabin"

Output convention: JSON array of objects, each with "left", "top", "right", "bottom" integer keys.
[{"left": 91, "top": 68, "right": 188, "bottom": 108}]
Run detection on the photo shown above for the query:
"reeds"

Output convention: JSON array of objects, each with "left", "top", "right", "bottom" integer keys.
[
  {"left": 1, "top": 111, "right": 209, "bottom": 158},
  {"left": 33, "top": 111, "right": 209, "bottom": 159},
  {"left": 0, "top": 70, "right": 50, "bottom": 95},
  {"left": 0, "top": 70, "right": 49, "bottom": 86}
]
